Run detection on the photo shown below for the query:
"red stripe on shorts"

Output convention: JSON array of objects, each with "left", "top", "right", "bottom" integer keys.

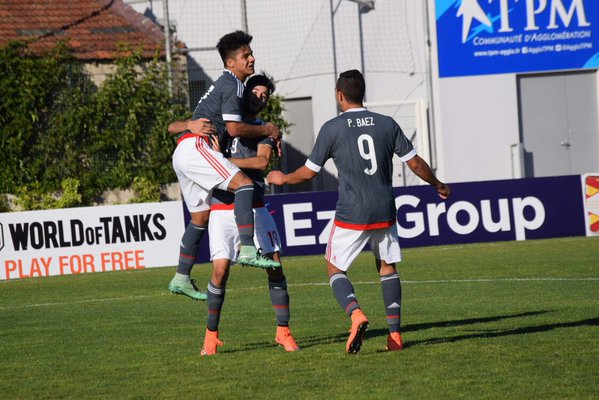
[
  {"left": 195, "top": 136, "right": 231, "bottom": 179},
  {"left": 326, "top": 224, "right": 336, "bottom": 262}
]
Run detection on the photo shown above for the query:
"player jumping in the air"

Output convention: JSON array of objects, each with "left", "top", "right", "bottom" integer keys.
[{"left": 169, "top": 31, "right": 281, "bottom": 301}]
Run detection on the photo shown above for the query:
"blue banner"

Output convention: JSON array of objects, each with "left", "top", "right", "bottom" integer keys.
[
  {"left": 186, "top": 175, "right": 585, "bottom": 262},
  {"left": 436, "top": 0, "right": 599, "bottom": 77}
]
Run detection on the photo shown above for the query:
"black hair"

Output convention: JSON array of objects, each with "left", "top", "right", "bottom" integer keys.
[
  {"left": 216, "top": 30, "right": 253, "bottom": 66},
  {"left": 245, "top": 71, "right": 276, "bottom": 95},
  {"left": 336, "top": 69, "right": 365, "bottom": 104}
]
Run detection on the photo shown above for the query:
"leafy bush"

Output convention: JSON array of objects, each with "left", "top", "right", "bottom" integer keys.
[
  {"left": 0, "top": 41, "right": 291, "bottom": 211},
  {"left": 0, "top": 194, "right": 10, "bottom": 213},
  {"left": 0, "top": 41, "right": 189, "bottom": 209},
  {"left": 129, "top": 176, "right": 161, "bottom": 204},
  {"left": 258, "top": 93, "right": 293, "bottom": 173},
  {"left": 15, "top": 178, "right": 82, "bottom": 210}
]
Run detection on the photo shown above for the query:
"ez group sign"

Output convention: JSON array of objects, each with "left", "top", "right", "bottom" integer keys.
[
  {"left": 435, "top": 0, "right": 599, "bottom": 77},
  {"left": 261, "top": 175, "right": 585, "bottom": 256}
]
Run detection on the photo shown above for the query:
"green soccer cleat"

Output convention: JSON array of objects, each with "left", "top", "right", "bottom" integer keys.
[
  {"left": 168, "top": 278, "right": 207, "bottom": 301},
  {"left": 237, "top": 245, "right": 281, "bottom": 269}
]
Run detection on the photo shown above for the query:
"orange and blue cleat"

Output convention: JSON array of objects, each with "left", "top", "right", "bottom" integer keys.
[
  {"left": 386, "top": 332, "right": 404, "bottom": 351},
  {"left": 201, "top": 329, "right": 223, "bottom": 356},
  {"left": 275, "top": 326, "right": 300, "bottom": 352},
  {"left": 346, "top": 309, "right": 369, "bottom": 354}
]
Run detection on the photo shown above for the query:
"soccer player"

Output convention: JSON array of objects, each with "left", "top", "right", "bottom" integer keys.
[
  {"left": 201, "top": 73, "right": 299, "bottom": 355},
  {"left": 169, "top": 31, "right": 281, "bottom": 301},
  {"left": 267, "top": 69, "right": 451, "bottom": 354}
]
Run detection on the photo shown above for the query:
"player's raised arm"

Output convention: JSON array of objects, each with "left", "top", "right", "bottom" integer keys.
[
  {"left": 168, "top": 118, "right": 215, "bottom": 136},
  {"left": 226, "top": 120, "right": 280, "bottom": 140},
  {"left": 405, "top": 155, "right": 451, "bottom": 199}
]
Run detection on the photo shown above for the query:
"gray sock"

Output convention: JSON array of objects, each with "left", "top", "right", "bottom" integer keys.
[
  {"left": 234, "top": 184, "right": 255, "bottom": 246},
  {"left": 381, "top": 272, "right": 402, "bottom": 333},
  {"left": 176, "top": 223, "right": 206, "bottom": 275},
  {"left": 330, "top": 273, "right": 360, "bottom": 316},
  {"left": 269, "top": 277, "right": 290, "bottom": 326},
  {"left": 207, "top": 281, "right": 226, "bottom": 331}
]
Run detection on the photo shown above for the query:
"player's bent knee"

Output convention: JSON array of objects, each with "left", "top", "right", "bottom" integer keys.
[
  {"left": 227, "top": 171, "right": 252, "bottom": 191},
  {"left": 190, "top": 210, "right": 210, "bottom": 226}
]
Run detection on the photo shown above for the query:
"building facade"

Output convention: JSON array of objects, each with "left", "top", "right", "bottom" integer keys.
[{"left": 125, "top": 0, "right": 599, "bottom": 188}]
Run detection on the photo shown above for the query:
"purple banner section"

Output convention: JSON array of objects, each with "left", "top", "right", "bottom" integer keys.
[{"left": 184, "top": 175, "right": 585, "bottom": 262}]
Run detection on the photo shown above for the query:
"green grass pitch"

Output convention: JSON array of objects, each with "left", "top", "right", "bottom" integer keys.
[{"left": 1, "top": 236, "right": 598, "bottom": 399}]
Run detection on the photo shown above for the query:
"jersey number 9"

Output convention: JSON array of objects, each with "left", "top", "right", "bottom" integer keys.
[{"left": 357, "top": 134, "right": 378, "bottom": 175}]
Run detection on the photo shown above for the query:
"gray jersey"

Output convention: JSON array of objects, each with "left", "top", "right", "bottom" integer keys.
[
  {"left": 181, "top": 70, "right": 244, "bottom": 142},
  {"left": 212, "top": 118, "right": 276, "bottom": 206},
  {"left": 306, "top": 108, "right": 415, "bottom": 228}
]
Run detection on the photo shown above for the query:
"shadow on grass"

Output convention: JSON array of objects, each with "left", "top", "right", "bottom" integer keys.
[
  {"left": 295, "top": 312, "right": 548, "bottom": 351},
  {"left": 403, "top": 317, "right": 599, "bottom": 349},
  {"left": 363, "top": 310, "right": 551, "bottom": 341},
  {"left": 220, "top": 311, "right": 598, "bottom": 353}
]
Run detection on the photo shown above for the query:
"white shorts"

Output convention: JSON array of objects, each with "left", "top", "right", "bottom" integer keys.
[
  {"left": 208, "top": 206, "right": 281, "bottom": 262},
  {"left": 325, "top": 224, "right": 402, "bottom": 271},
  {"left": 172, "top": 136, "right": 240, "bottom": 212}
]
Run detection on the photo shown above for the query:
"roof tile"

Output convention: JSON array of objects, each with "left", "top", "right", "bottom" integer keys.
[{"left": 0, "top": 0, "right": 170, "bottom": 60}]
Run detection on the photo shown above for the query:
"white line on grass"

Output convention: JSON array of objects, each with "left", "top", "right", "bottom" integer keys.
[{"left": 1, "top": 277, "right": 597, "bottom": 311}]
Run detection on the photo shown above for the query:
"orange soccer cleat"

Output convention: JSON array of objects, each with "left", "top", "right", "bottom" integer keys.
[
  {"left": 386, "top": 332, "right": 404, "bottom": 351},
  {"left": 346, "top": 309, "right": 369, "bottom": 354},
  {"left": 275, "top": 326, "right": 300, "bottom": 352},
  {"left": 200, "top": 329, "right": 223, "bottom": 356}
]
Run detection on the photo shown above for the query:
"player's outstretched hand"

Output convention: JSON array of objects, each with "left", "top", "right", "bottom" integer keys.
[
  {"left": 264, "top": 122, "right": 281, "bottom": 140},
  {"left": 436, "top": 183, "right": 451, "bottom": 199},
  {"left": 267, "top": 170, "right": 285, "bottom": 185},
  {"left": 188, "top": 118, "right": 215, "bottom": 136}
]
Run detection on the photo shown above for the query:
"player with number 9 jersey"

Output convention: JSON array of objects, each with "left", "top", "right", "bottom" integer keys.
[
  {"left": 306, "top": 109, "right": 415, "bottom": 230},
  {"left": 267, "top": 69, "right": 450, "bottom": 354}
]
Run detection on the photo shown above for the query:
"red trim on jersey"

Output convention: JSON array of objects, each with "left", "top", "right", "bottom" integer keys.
[
  {"left": 177, "top": 133, "right": 200, "bottom": 145},
  {"left": 195, "top": 136, "right": 231, "bottom": 179},
  {"left": 237, "top": 224, "right": 254, "bottom": 229},
  {"left": 334, "top": 219, "right": 395, "bottom": 231},
  {"left": 210, "top": 201, "right": 265, "bottom": 211}
]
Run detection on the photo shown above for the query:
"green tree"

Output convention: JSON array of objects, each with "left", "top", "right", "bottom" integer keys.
[
  {"left": 0, "top": 41, "right": 291, "bottom": 210},
  {"left": 0, "top": 41, "right": 85, "bottom": 194},
  {"left": 257, "top": 93, "right": 292, "bottom": 172}
]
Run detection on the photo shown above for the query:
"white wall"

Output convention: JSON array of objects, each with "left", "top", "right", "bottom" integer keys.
[{"left": 436, "top": 74, "right": 521, "bottom": 183}]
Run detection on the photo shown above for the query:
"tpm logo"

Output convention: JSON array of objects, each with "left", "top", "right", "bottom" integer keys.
[
  {"left": 457, "top": 0, "right": 492, "bottom": 43},
  {"left": 454, "top": 0, "right": 591, "bottom": 43}
]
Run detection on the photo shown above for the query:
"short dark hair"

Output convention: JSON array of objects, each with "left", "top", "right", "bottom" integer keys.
[
  {"left": 336, "top": 69, "right": 365, "bottom": 103},
  {"left": 216, "top": 30, "right": 253, "bottom": 65},
  {"left": 245, "top": 72, "right": 276, "bottom": 95}
]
